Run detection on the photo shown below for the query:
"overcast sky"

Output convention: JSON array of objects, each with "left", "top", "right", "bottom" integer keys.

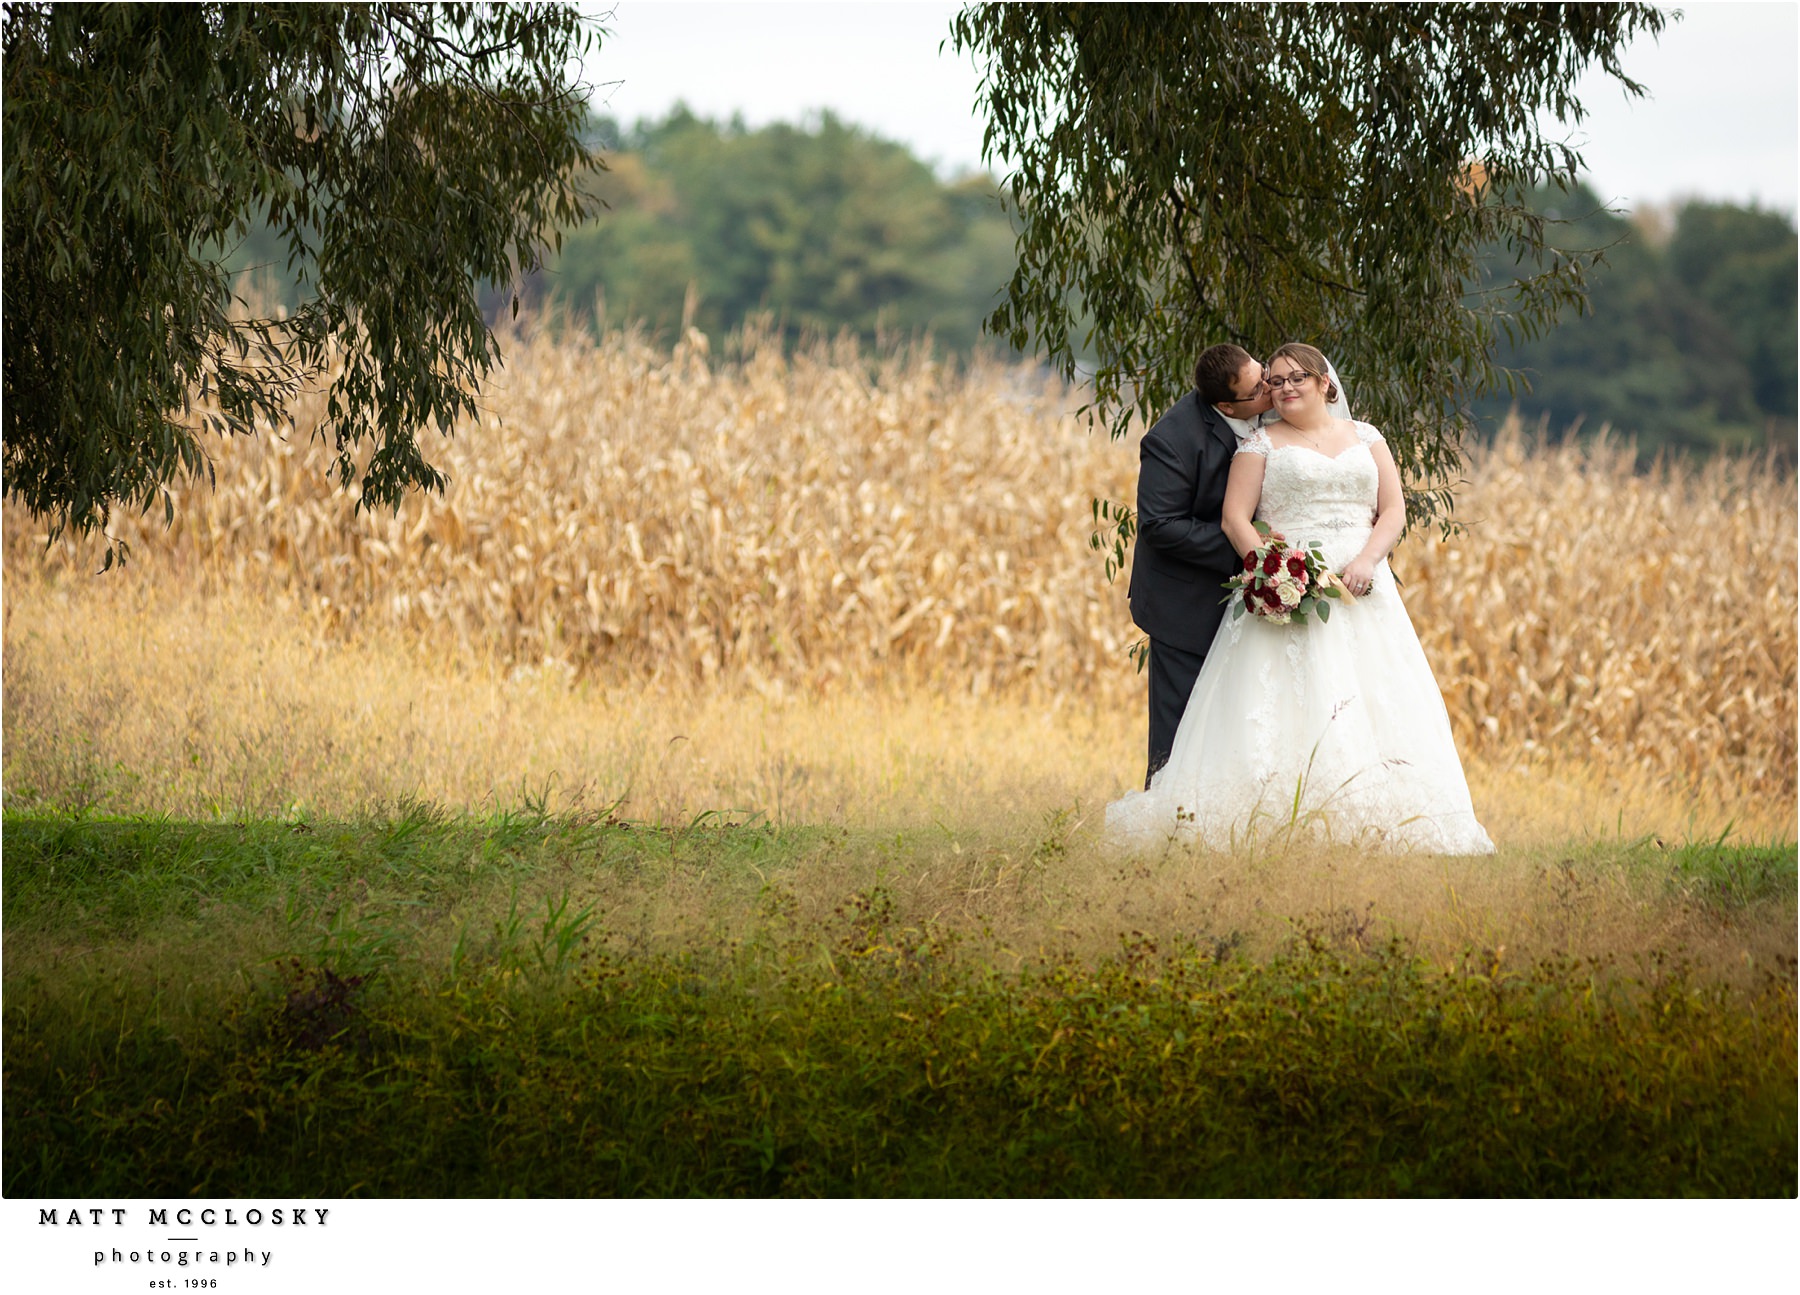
[{"left": 582, "top": 0, "right": 1800, "bottom": 215}]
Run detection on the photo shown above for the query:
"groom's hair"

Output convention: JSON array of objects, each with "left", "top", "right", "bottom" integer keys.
[{"left": 1193, "top": 344, "right": 1256, "bottom": 406}]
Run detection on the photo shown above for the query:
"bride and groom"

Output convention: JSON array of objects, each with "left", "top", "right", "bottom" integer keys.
[{"left": 1106, "top": 341, "right": 1494, "bottom": 854}]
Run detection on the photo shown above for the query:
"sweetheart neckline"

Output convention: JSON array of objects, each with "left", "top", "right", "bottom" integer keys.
[{"left": 1265, "top": 440, "right": 1372, "bottom": 463}]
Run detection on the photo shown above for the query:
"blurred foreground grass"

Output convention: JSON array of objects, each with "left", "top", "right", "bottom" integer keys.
[{"left": 5, "top": 808, "right": 1792, "bottom": 1197}]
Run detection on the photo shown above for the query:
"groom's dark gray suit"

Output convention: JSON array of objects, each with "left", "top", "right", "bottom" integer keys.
[{"left": 1128, "top": 389, "right": 1246, "bottom": 786}]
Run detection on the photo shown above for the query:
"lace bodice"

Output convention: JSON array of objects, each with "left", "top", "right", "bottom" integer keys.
[{"left": 1237, "top": 422, "right": 1383, "bottom": 568}]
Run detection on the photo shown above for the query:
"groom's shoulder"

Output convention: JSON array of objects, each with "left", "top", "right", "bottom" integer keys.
[{"left": 1145, "top": 389, "right": 1208, "bottom": 442}]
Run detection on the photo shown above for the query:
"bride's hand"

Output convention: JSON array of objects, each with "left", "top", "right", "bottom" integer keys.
[{"left": 1341, "top": 556, "right": 1376, "bottom": 596}]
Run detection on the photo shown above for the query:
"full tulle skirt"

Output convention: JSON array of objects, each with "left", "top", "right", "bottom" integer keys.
[{"left": 1107, "top": 565, "right": 1495, "bottom": 855}]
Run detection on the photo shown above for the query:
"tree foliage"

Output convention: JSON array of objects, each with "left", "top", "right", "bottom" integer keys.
[
  {"left": 949, "top": 1, "right": 1669, "bottom": 528},
  {"left": 1668, "top": 201, "right": 1797, "bottom": 427},
  {"left": 1475, "top": 186, "right": 1797, "bottom": 454},
  {"left": 532, "top": 109, "right": 1020, "bottom": 353},
  {"left": 3, "top": 2, "right": 596, "bottom": 558}
]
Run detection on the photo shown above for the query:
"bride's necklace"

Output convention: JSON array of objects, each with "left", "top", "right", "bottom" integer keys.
[{"left": 1287, "top": 419, "right": 1333, "bottom": 450}]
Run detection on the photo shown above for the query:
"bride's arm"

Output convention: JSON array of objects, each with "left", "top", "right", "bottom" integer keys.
[
  {"left": 1346, "top": 441, "right": 1407, "bottom": 581},
  {"left": 1221, "top": 451, "right": 1266, "bottom": 557}
]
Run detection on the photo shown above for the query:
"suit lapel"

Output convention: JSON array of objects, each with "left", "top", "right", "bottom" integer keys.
[{"left": 1197, "top": 398, "right": 1237, "bottom": 452}]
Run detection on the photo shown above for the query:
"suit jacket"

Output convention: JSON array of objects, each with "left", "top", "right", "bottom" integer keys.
[{"left": 1127, "top": 390, "right": 1244, "bottom": 653}]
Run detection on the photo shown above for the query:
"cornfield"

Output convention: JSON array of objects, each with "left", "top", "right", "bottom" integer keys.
[{"left": 5, "top": 322, "right": 1794, "bottom": 803}]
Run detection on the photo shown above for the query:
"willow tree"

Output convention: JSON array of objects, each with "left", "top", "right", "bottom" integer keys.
[
  {"left": 949, "top": 1, "right": 1669, "bottom": 540},
  {"left": 3, "top": 3, "right": 597, "bottom": 562}
]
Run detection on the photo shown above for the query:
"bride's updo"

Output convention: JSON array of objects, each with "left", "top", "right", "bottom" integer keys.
[{"left": 1268, "top": 342, "right": 1340, "bottom": 403}]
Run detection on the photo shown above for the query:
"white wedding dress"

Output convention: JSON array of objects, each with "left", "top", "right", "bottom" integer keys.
[{"left": 1107, "top": 421, "right": 1495, "bottom": 854}]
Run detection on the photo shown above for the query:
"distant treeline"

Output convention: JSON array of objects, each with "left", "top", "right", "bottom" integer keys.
[
  {"left": 1475, "top": 184, "right": 1796, "bottom": 454},
  {"left": 528, "top": 107, "right": 1021, "bottom": 355},
  {"left": 228, "top": 108, "right": 1795, "bottom": 455}
]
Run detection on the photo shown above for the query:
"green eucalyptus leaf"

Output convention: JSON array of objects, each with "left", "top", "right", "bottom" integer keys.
[
  {"left": 3, "top": 2, "right": 601, "bottom": 564},
  {"left": 949, "top": 2, "right": 1667, "bottom": 547}
]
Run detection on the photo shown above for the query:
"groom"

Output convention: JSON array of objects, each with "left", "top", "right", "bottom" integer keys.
[{"left": 1128, "top": 343, "right": 1273, "bottom": 787}]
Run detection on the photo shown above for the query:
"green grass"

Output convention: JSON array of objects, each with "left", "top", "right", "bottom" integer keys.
[
  {"left": 4, "top": 809, "right": 1794, "bottom": 1197},
  {"left": 1663, "top": 838, "right": 1798, "bottom": 911}
]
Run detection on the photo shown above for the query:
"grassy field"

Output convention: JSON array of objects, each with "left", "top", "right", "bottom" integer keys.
[
  {"left": 4, "top": 808, "right": 1793, "bottom": 1196},
  {"left": 3, "top": 325, "right": 1795, "bottom": 1195}
]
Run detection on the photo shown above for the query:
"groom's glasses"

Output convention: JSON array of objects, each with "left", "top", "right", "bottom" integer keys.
[
  {"left": 1224, "top": 369, "right": 1267, "bottom": 403},
  {"left": 1264, "top": 371, "right": 1314, "bottom": 390}
]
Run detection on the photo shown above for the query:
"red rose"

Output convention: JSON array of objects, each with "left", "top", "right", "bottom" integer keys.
[{"left": 1262, "top": 550, "right": 1282, "bottom": 576}]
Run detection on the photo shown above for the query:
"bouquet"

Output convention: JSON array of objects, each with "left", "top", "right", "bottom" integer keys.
[{"left": 1223, "top": 521, "right": 1355, "bottom": 625}]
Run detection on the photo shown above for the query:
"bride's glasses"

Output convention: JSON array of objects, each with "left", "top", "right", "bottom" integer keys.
[{"left": 1264, "top": 371, "right": 1313, "bottom": 390}]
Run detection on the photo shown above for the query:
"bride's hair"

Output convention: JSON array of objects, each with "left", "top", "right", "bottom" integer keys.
[{"left": 1268, "top": 342, "right": 1340, "bottom": 403}]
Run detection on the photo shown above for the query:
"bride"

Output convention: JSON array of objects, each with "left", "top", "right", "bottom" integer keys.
[{"left": 1106, "top": 342, "right": 1494, "bottom": 854}]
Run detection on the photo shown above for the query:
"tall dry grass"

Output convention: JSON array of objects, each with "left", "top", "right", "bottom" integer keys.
[
  {"left": 3, "top": 320, "right": 1795, "bottom": 823},
  {"left": 8, "top": 565, "right": 1752, "bottom": 843},
  {"left": 1402, "top": 432, "right": 1796, "bottom": 801},
  {"left": 13, "top": 322, "right": 1125, "bottom": 695}
]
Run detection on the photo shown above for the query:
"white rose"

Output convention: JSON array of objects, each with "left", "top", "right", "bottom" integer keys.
[{"left": 1278, "top": 582, "right": 1302, "bottom": 607}]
